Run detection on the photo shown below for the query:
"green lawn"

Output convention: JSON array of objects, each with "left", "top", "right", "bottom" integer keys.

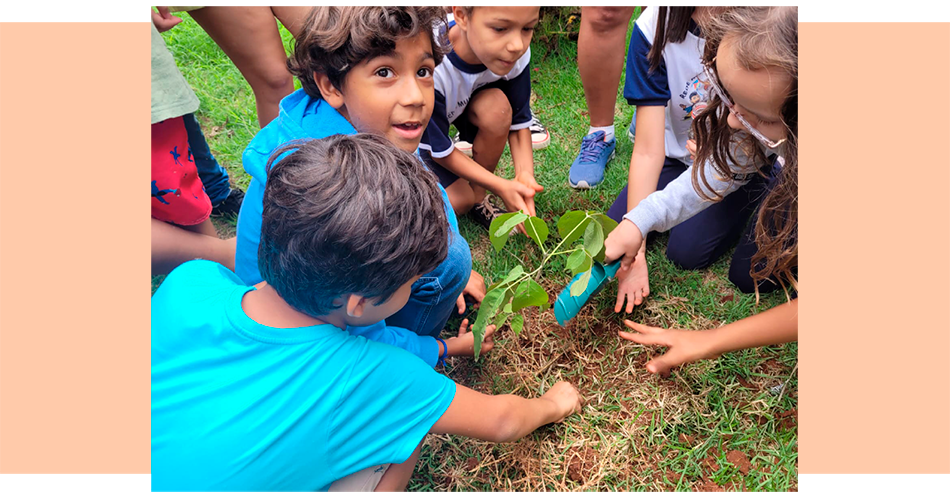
[{"left": 159, "top": 7, "right": 797, "bottom": 491}]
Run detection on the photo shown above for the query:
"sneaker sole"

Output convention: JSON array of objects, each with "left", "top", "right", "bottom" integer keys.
[
  {"left": 568, "top": 150, "right": 615, "bottom": 190},
  {"left": 532, "top": 134, "right": 550, "bottom": 150}
]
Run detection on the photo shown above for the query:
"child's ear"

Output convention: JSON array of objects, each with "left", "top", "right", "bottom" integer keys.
[
  {"left": 345, "top": 294, "right": 368, "bottom": 318},
  {"left": 452, "top": 7, "right": 469, "bottom": 31},
  {"left": 313, "top": 71, "right": 345, "bottom": 110}
]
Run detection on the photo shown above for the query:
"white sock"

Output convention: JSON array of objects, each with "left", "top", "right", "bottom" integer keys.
[{"left": 587, "top": 125, "right": 615, "bottom": 142}]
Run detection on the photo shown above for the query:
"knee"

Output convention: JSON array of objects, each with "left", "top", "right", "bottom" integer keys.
[
  {"left": 728, "top": 266, "right": 758, "bottom": 294},
  {"left": 447, "top": 182, "right": 476, "bottom": 215},
  {"left": 469, "top": 90, "right": 512, "bottom": 135},
  {"left": 583, "top": 7, "right": 634, "bottom": 32},
  {"left": 665, "top": 241, "right": 714, "bottom": 271},
  {"left": 254, "top": 70, "right": 295, "bottom": 99}
]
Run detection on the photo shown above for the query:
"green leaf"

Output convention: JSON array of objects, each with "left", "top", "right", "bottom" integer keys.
[
  {"left": 493, "top": 310, "right": 509, "bottom": 330},
  {"left": 486, "top": 265, "right": 525, "bottom": 293},
  {"left": 557, "top": 210, "right": 593, "bottom": 248},
  {"left": 511, "top": 279, "right": 549, "bottom": 311},
  {"left": 566, "top": 247, "right": 592, "bottom": 277},
  {"left": 472, "top": 287, "right": 506, "bottom": 360},
  {"left": 524, "top": 215, "right": 549, "bottom": 249},
  {"left": 583, "top": 222, "right": 605, "bottom": 264},
  {"left": 489, "top": 211, "right": 528, "bottom": 251},
  {"left": 570, "top": 268, "right": 593, "bottom": 297},
  {"left": 510, "top": 314, "right": 524, "bottom": 335},
  {"left": 595, "top": 213, "right": 619, "bottom": 235},
  {"left": 503, "top": 302, "right": 512, "bottom": 314}
]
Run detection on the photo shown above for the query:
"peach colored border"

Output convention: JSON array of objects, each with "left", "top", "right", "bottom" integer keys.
[
  {"left": 0, "top": 23, "right": 150, "bottom": 473},
  {"left": 0, "top": 21, "right": 948, "bottom": 475},
  {"left": 798, "top": 23, "right": 949, "bottom": 473}
]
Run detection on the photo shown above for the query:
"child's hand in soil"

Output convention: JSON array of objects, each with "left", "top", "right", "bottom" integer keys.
[
  {"left": 446, "top": 319, "right": 495, "bottom": 357},
  {"left": 495, "top": 179, "right": 540, "bottom": 234},
  {"left": 614, "top": 249, "right": 650, "bottom": 313},
  {"left": 618, "top": 320, "right": 719, "bottom": 376},
  {"left": 457, "top": 270, "right": 486, "bottom": 314},
  {"left": 541, "top": 381, "right": 584, "bottom": 422}
]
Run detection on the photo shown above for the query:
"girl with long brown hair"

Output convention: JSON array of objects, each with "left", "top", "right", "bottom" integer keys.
[{"left": 604, "top": 6, "right": 798, "bottom": 375}]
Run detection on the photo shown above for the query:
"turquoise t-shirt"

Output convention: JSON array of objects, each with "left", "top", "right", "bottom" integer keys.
[{"left": 151, "top": 261, "right": 457, "bottom": 491}]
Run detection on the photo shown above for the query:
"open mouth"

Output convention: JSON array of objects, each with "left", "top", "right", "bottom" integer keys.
[{"left": 393, "top": 122, "right": 423, "bottom": 132}]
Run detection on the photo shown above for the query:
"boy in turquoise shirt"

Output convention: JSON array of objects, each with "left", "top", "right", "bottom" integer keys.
[
  {"left": 152, "top": 135, "right": 581, "bottom": 491},
  {"left": 235, "top": 6, "right": 484, "bottom": 339}
]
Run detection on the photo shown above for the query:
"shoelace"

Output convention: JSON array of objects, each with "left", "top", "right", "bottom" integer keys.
[
  {"left": 577, "top": 132, "right": 608, "bottom": 163},
  {"left": 474, "top": 197, "right": 497, "bottom": 218},
  {"left": 529, "top": 116, "right": 546, "bottom": 133}
]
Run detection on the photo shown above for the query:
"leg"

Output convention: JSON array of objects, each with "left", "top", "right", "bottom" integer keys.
[
  {"left": 374, "top": 439, "right": 423, "bottom": 491},
  {"left": 665, "top": 166, "right": 771, "bottom": 270},
  {"left": 151, "top": 218, "right": 236, "bottom": 275},
  {"left": 578, "top": 7, "right": 636, "bottom": 128},
  {"left": 444, "top": 177, "right": 477, "bottom": 216},
  {"left": 190, "top": 7, "right": 295, "bottom": 127},
  {"left": 182, "top": 113, "right": 231, "bottom": 207},
  {"left": 464, "top": 88, "right": 512, "bottom": 203},
  {"left": 270, "top": 6, "right": 313, "bottom": 38}
]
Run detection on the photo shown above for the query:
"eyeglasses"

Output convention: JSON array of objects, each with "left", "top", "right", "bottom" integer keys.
[{"left": 702, "top": 58, "right": 787, "bottom": 149}]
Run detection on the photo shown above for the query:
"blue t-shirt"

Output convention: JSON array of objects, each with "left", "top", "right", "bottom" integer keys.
[{"left": 151, "top": 261, "right": 457, "bottom": 491}]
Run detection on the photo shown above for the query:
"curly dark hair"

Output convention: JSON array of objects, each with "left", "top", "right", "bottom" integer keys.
[
  {"left": 258, "top": 134, "right": 449, "bottom": 318},
  {"left": 288, "top": 6, "right": 448, "bottom": 97}
]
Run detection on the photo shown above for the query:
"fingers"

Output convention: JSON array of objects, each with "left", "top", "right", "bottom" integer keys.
[
  {"left": 456, "top": 294, "right": 466, "bottom": 315},
  {"left": 620, "top": 252, "right": 636, "bottom": 271},
  {"left": 614, "top": 292, "right": 625, "bottom": 313},
  {"left": 457, "top": 318, "right": 470, "bottom": 336},
  {"left": 626, "top": 290, "right": 636, "bottom": 313},
  {"left": 623, "top": 320, "right": 663, "bottom": 334},
  {"left": 483, "top": 324, "right": 497, "bottom": 339},
  {"left": 645, "top": 352, "right": 679, "bottom": 376},
  {"left": 618, "top": 330, "right": 667, "bottom": 346}
]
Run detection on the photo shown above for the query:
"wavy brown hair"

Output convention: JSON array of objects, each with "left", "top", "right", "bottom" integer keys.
[
  {"left": 288, "top": 6, "right": 448, "bottom": 97},
  {"left": 691, "top": 6, "right": 798, "bottom": 299}
]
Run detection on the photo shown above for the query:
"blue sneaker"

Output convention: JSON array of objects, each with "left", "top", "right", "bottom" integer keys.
[{"left": 569, "top": 130, "right": 616, "bottom": 189}]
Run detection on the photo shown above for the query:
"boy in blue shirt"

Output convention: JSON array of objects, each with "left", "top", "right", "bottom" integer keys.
[
  {"left": 152, "top": 134, "right": 582, "bottom": 491},
  {"left": 235, "top": 6, "right": 484, "bottom": 339}
]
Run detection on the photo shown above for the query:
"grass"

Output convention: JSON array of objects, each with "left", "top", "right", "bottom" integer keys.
[{"left": 158, "top": 7, "right": 797, "bottom": 491}]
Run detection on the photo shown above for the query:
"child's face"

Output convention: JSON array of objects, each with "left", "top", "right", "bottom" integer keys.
[
  {"left": 326, "top": 33, "right": 436, "bottom": 153},
  {"left": 715, "top": 35, "right": 792, "bottom": 145},
  {"left": 456, "top": 7, "right": 540, "bottom": 76}
]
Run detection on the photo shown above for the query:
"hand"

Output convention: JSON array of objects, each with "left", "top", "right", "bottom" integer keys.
[
  {"left": 456, "top": 270, "right": 486, "bottom": 315},
  {"left": 614, "top": 250, "right": 650, "bottom": 313},
  {"left": 541, "top": 381, "right": 583, "bottom": 422},
  {"left": 493, "top": 179, "right": 538, "bottom": 234},
  {"left": 513, "top": 174, "right": 544, "bottom": 218},
  {"left": 686, "top": 139, "right": 697, "bottom": 161},
  {"left": 618, "top": 320, "right": 720, "bottom": 376},
  {"left": 151, "top": 7, "right": 182, "bottom": 33},
  {"left": 604, "top": 219, "right": 644, "bottom": 271},
  {"left": 446, "top": 319, "right": 495, "bottom": 356}
]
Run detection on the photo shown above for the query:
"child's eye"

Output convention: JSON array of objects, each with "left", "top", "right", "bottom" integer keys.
[
  {"left": 523, "top": 26, "right": 536, "bottom": 32},
  {"left": 492, "top": 26, "right": 506, "bottom": 33},
  {"left": 417, "top": 67, "right": 433, "bottom": 78},
  {"left": 374, "top": 68, "right": 394, "bottom": 78}
]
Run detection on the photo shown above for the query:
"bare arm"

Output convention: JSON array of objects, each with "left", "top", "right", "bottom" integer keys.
[
  {"left": 433, "top": 149, "right": 507, "bottom": 193},
  {"left": 626, "top": 105, "right": 668, "bottom": 214},
  {"left": 508, "top": 127, "right": 543, "bottom": 217},
  {"left": 620, "top": 298, "right": 798, "bottom": 375},
  {"left": 374, "top": 440, "right": 422, "bottom": 491},
  {"left": 430, "top": 382, "right": 581, "bottom": 443}
]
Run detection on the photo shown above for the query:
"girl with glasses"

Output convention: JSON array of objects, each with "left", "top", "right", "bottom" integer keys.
[{"left": 604, "top": 6, "right": 798, "bottom": 376}]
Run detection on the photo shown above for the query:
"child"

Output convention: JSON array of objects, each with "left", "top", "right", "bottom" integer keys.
[
  {"left": 150, "top": 20, "right": 235, "bottom": 275},
  {"left": 234, "top": 6, "right": 484, "bottom": 338},
  {"left": 604, "top": 6, "right": 798, "bottom": 375},
  {"left": 602, "top": 7, "right": 779, "bottom": 314},
  {"left": 152, "top": 135, "right": 582, "bottom": 491},
  {"left": 418, "top": 6, "right": 544, "bottom": 228}
]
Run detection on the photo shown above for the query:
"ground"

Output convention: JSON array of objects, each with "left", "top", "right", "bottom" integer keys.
[{"left": 157, "top": 7, "right": 797, "bottom": 491}]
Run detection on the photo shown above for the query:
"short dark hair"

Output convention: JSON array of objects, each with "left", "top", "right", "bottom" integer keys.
[
  {"left": 288, "top": 6, "right": 448, "bottom": 98},
  {"left": 258, "top": 134, "right": 449, "bottom": 317}
]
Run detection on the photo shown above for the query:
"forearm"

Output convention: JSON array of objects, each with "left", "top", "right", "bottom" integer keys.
[
  {"left": 508, "top": 127, "right": 535, "bottom": 180},
  {"left": 492, "top": 395, "right": 562, "bottom": 442},
  {"left": 709, "top": 299, "right": 798, "bottom": 356},
  {"left": 433, "top": 150, "right": 505, "bottom": 192},
  {"left": 626, "top": 105, "right": 667, "bottom": 213}
]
